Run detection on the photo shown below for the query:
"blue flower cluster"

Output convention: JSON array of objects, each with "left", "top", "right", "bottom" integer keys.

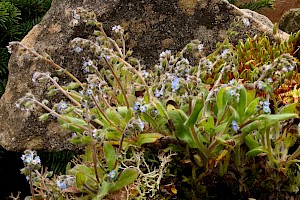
[
  {"left": 21, "top": 150, "right": 41, "bottom": 167},
  {"left": 109, "top": 170, "right": 116, "bottom": 179}
]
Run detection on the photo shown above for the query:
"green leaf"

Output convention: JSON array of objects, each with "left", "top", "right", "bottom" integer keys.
[
  {"left": 110, "top": 168, "right": 139, "bottom": 192},
  {"left": 141, "top": 112, "right": 158, "bottom": 129},
  {"left": 216, "top": 87, "right": 228, "bottom": 121},
  {"left": 184, "top": 99, "right": 204, "bottom": 128},
  {"left": 125, "top": 108, "right": 133, "bottom": 123},
  {"left": 94, "top": 109, "right": 110, "bottom": 127},
  {"left": 136, "top": 133, "right": 163, "bottom": 146},
  {"left": 246, "top": 147, "right": 267, "bottom": 157},
  {"left": 200, "top": 116, "right": 215, "bottom": 134},
  {"left": 237, "top": 86, "right": 247, "bottom": 119},
  {"left": 279, "top": 103, "right": 299, "bottom": 114},
  {"left": 106, "top": 108, "right": 123, "bottom": 126},
  {"left": 244, "top": 98, "right": 259, "bottom": 119},
  {"left": 256, "top": 114, "right": 298, "bottom": 125},
  {"left": 154, "top": 99, "right": 168, "bottom": 118},
  {"left": 229, "top": 106, "right": 240, "bottom": 121},
  {"left": 38, "top": 113, "right": 49, "bottom": 121},
  {"left": 117, "top": 106, "right": 128, "bottom": 118},
  {"left": 241, "top": 120, "right": 263, "bottom": 134},
  {"left": 284, "top": 133, "right": 297, "bottom": 148},
  {"left": 215, "top": 122, "right": 227, "bottom": 133},
  {"left": 61, "top": 123, "right": 85, "bottom": 133},
  {"left": 244, "top": 134, "right": 259, "bottom": 150},
  {"left": 96, "top": 181, "right": 111, "bottom": 199},
  {"left": 104, "top": 143, "right": 117, "bottom": 171},
  {"left": 167, "top": 105, "right": 196, "bottom": 148},
  {"left": 75, "top": 172, "right": 86, "bottom": 189},
  {"left": 63, "top": 115, "right": 87, "bottom": 126}
]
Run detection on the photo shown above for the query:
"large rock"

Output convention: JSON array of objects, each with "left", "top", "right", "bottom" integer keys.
[
  {"left": 0, "top": 0, "right": 289, "bottom": 151},
  {"left": 279, "top": 8, "right": 300, "bottom": 33}
]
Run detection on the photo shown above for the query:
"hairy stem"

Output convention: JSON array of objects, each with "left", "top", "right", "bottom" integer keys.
[
  {"left": 48, "top": 76, "right": 81, "bottom": 107},
  {"left": 13, "top": 42, "right": 83, "bottom": 87},
  {"left": 85, "top": 101, "right": 100, "bottom": 184},
  {"left": 29, "top": 170, "right": 36, "bottom": 200}
]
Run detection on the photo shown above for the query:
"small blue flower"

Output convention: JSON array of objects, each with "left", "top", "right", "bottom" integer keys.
[
  {"left": 58, "top": 101, "right": 68, "bottom": 110},
  {"left": 229, "top": 89, "right": 237, "bottom": 96},
  {"left": 171, "top": 77, "right": 180, "bottom": 92},
  {"left": 228, "top": 79, "right": 235, "bottom": 86},
  {"left": 109, "top": 170, "right": 116, "bottom": 179},
  {"left": 263, "top": 101, "right": 270, "bottom": 106},
  {"left": 72, "top": 12, "right": 80, "bottom": 20},
  {"left": 267, "top": 78, "right": 273, "bottom": 83},
  {"left": 32, "top": 156, "right": 41, "bottom": 165},
  {"left": 24, "top": 155, "right": 33, "bottom": 164},
  {"left": 139, "top": 105, "right": 147, "bottom": 113},
  {"left": 112, "top": 25, "right": 122, "bottom": 33},
  {"left": 181, "top": 58, "right": 190, "bottom": 65},
  {"left": 154, "top": 88, "right": 164, "bottom": 98},
  {"left": 263, "top": 106, "right": 271, "bottom": 114},
  {"left": 260, "top": 101, "right": 271, "bottom": 113},
  {"left": 198, "top": 44, "right": 204, "bottom": 52},
  {"left": 221, "top": 49, "right": 230, "bottom": 59},
  {"left": 74, "top": 46, "right": 83, "bottom": 53},
  {"left": 83, "top": 66, "right": 90, "bottom": 73},
  {"left": 137, "top": 117, "right": 144, "bottom": 131},
  {"left": 133, "top": 102, "right": 140, "bottom": 111},
  {"left": 160, "top": 50, "right": 171, "bottom": 59},
  {"left": 86, "top": 89, "right": 93, "bottom": 95},
  {"left": 281, "top": 67, "right": 288, "bottom": 73},
  {"left": 288, "top": 65, "right": 294, "bottom": 71},
  {"left": 87, "top": 60, "right": 93, "bottom": 66},
  {"left": 257, "top": 81, "right": 264, "bottom": 90},
  {"left": 231, "top": 120, "right": 239, "bottom": 132},
  {"left": 56, "top": 180, "right": 67, "bottom": 190},
  {"left": 141, "top": 70, "right": 149, "bottom": 78}
]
